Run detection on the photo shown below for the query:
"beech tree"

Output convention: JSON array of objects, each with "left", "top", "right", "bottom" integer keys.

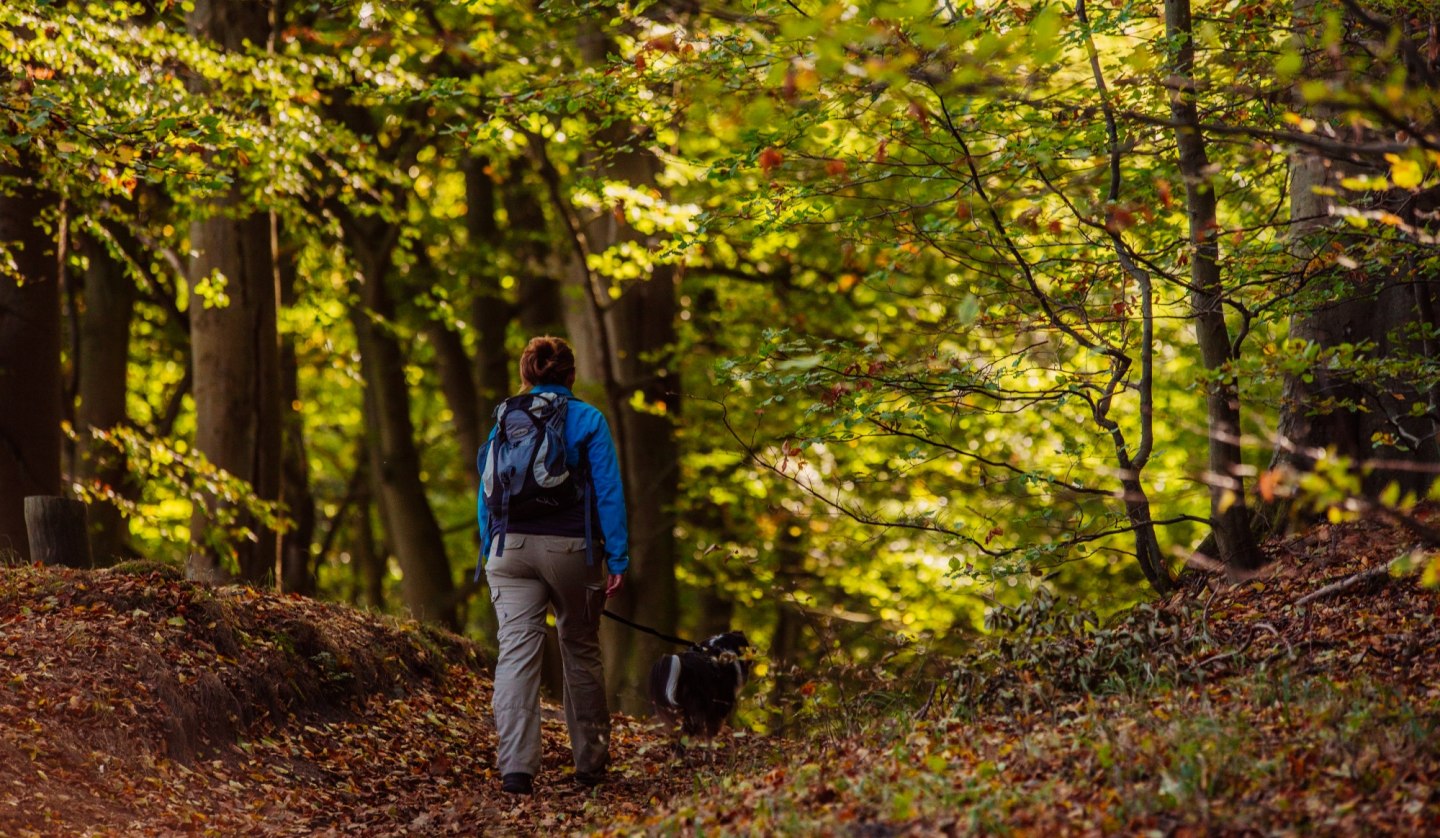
[
  {"left": 559, "top": 33, "right": 684, "bottom": 709},
  {"left": 185, "top": 0, "right": 283, "bottom": 585},
  {"left": 73, "top": 227, "right": 137, "bottom": 565},
  {"left": 1269, "top": 0, "right": 1440, "bottom": 506},
  {"left": 0, "top": 162, "right": 61, "bottom": 563},
  {"left": 1162, "top": 0, "right": 1265, "bottom": 571}
]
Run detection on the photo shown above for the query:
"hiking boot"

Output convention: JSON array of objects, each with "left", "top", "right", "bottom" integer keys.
[
  {"left": 573, "top": 768, "right": 607, "bottom": 788},
  {"left": 501, "top": 772, "right": 534, "bottom": 795}
]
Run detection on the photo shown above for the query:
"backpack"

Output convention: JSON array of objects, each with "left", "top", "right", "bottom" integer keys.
[{"left": 477, "top": 392, "right": 591, "bottom": 568}]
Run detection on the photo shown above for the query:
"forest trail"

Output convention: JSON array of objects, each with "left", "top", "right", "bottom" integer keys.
[
  {"left": 0, "top": 563, "right": 704, "bottom": 836},
  {"left": 3, "top": 510, "right": 1440, "bottom": 836}
]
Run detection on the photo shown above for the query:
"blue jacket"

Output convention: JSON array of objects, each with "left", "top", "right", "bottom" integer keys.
[{"left": 478, "top": 385, "right": 630, "bottom": 575}]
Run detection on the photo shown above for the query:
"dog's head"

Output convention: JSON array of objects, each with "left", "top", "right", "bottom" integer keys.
[
  {"left": 697, "top": 632, "right": 751, "bottom": 684},
  {"left": 697, "top": 630, "right": 749, "bottom": 661}
]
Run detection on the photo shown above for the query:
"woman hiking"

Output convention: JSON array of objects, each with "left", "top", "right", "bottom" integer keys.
[{"left": 478, "top": 335, "right": 628, "bottom": 795}]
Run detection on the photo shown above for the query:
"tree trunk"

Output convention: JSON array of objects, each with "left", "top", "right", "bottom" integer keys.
[
  {"left": 1120, "top": 476, "right": 1170, "bottom": 591},
  {"left": 186, "top": 0, "right": 283, "bottom": 586},
  {"left": 560, "top": 105, "right": 683, "bottom": 712},
  {"left": 278, "top": 237, "right": 316, "bottom": 595},
  {"left": 74, "top": 231, "right": 136, "bottom": 565},
  {"left": 1271, "top": 0, "right": 1440, "bottom": 502},
  {"left": 767, "top": 511, "right": 805, "bottom": 730},
  {"left": 186, "top": 202, "right": 283, "bottom": 584},
  {"left": 427, "top": 319, "right": 482, "bottom": 484},
  {"left": 593, "top": 196, "right": 681, "bottom": 713},
  {"left": 351, "top": 483, "right": 387, "bottom": 611},
  {"left": 1274, "top": 271, "right": 1440, "bottom": 496},
  {"left": 1163, "top": 0, "right": 1266, "bottom": 572},
  {"left": 503, "top": 166, "right": 565, "bottom": 334},
  {"left": 24, "top": 496, "right": 91, "bottom": 568},
  {"left": 349, "top": 230, "right": 458, "bottom": 629},
  {"left": 465, "top": 157, "right": 513, "bottom": 430},
  {"left": 0, "top": 164, "right": 62, "bottom": 563}
]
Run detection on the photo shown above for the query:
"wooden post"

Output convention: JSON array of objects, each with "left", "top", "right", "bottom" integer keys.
[{"left": 24, "top": 496, "right": 93, "bottom": 569}]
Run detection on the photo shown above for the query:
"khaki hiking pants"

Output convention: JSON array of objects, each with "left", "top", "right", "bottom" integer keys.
[{"left": 487, "top": 533, "right": 610, "bottom": 778}]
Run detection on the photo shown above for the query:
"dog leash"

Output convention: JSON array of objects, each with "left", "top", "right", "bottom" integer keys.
[{"left": 601, "top": 609, "right": 695, "bottom": 648}]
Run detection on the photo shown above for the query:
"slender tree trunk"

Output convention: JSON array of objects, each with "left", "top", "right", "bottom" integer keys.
[
  {"left": 1120, "top": 475, "right": 1169, "bottom": 590},
  {"left": 465, "top": 157, "right": 513, "bottom": 429},
  {"left": 447, "top": 159, "right": 512, "bottom": 647},
  {"left": 428, "top": 319, "right": 482, "bottom": 483},
  {"left": 186, "top": 0, "right": 283, "bottom": 585},
  {"left": 352, "top": 490, "right": 386, "bottom": 611},
  {"left": 74, "top": 231, "right": 136, "bottom": 565},
  {"left": 321, "top": 81, "right": 456, "bottom": 625},
  {"left": 424, "top": 156, "right": 514, "bottom": 491},
  {"left": 336, "top": 448, "right": 385, "bottom": 610},
  {"left": 349, "top": 231, "right": 458, "bottom": 629},
  {"left": 689, "top": 471, "right": 738, "bottom": 639},
  {"left": 277, "top": 237, "right": 315, "bottom": 595},
  {"left": 1163, "top": 0, "right": 1265, "bottom": 571},
  {"left": 767, "top": 510, "right": 805, "bottom": 729},
  {"left": 0, "top": 164, "right": 61, "bottom": 562},
  {"left": 503, "top": 166, "right": 564, "bottom": 334},
  {"left": 423, "top": 308, "right": 501, "bottom": 640}
]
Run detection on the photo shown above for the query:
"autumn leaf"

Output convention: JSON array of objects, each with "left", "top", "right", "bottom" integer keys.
[
  {"left": 1104, "top": 204, "right": 1136, "bottom": 232},
  {"left": 1388, "top": 153, "right": 1423, "bottom": 189},
  {"left": 1257, "top": 469, "right": 1278, "bottom": 502},
  {"left": 758, "top": 147, "right": 784, "bottom": 174},
  {"left": 1156, "top": 179, "right": 1174, "bottom": 208},
  {"left": 906, "top": 99, "right": 929, "bottom": 133}
]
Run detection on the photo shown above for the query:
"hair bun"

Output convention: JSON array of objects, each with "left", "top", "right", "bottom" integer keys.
[{"left": 519, "top": 335, "right": 577, "bottom": 386}]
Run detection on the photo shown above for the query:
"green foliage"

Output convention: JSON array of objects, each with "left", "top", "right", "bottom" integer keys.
[
  {"left": 6, "top": 0, "right": 1439, "bottom": 700},
  {"left": 69, "top": 424, "right": 288, "bottom": 571}
]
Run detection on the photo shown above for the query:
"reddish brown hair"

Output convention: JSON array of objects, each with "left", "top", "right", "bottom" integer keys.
[{"left": 519, "top": 336, "right": 577, "bottom": 387}]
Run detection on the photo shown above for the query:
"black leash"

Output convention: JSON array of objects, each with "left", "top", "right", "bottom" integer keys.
[{"left": 602, "top": 609, "right": 695, "bottom": 648}]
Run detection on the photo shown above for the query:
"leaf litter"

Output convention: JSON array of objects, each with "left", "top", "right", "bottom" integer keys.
[{"left": 1, "top": 508, "right": 1439, "bottom": 835}]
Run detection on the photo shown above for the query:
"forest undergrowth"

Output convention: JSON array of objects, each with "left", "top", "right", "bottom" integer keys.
[{"left": 2, "top": 511, "right": 1439, "bottom": 836}]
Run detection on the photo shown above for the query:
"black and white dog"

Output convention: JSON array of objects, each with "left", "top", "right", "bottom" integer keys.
[{"left": 648, "top": 631, "right": 751, "bottom": 738}]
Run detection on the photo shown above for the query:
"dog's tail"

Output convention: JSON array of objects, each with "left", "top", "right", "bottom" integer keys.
[{"left": 649, "top": 653, "right": 683, "bottom": 708}]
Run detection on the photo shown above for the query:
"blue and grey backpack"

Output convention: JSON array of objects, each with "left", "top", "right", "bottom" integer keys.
[{"left": 477, "top": 392, "right": 590, "bottom": 574}]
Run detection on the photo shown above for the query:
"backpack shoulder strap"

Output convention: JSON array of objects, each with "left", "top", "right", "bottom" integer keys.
[
  {"left": 491, "top": 396, "right": 520, "bottom": 437},
  {"left": 483, "top": 395, "right": 528, "bottom": 559}
]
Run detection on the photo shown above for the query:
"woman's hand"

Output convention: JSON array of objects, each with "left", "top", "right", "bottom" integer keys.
[{"left": 605, "top": 572, "right": 625, "bottom": 598}]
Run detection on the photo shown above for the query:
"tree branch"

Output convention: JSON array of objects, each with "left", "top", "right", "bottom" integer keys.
[{"left": 1294, "top": 553, "right": 1409, "bottom": 606}]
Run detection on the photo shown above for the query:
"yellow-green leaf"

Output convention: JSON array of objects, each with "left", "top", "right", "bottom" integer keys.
[{"left": 1388, "top": 154, "right": 1423, "bottom": 189}]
